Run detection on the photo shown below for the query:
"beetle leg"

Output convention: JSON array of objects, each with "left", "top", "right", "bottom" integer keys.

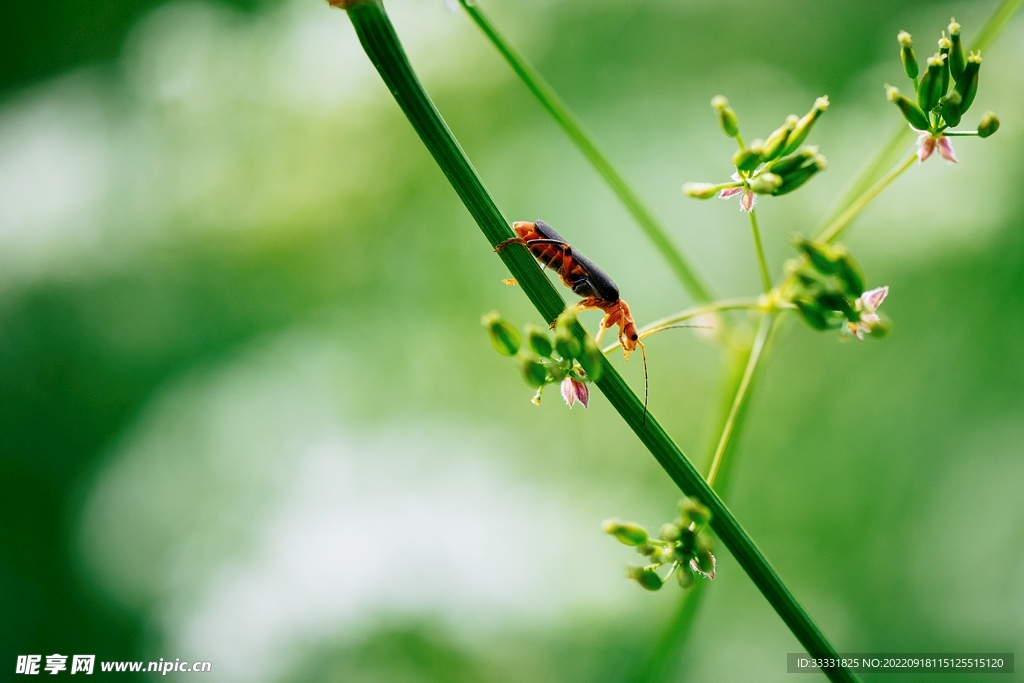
[{"left": 494, "top": 236, "right": 526, "bottom": 252}]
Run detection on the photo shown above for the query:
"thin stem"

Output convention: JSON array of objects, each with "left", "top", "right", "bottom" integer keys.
[
  {"left": 456, "top": 0, "right": 715, "bottom": 304},
  {"left": 820, "top": 127, "right": 914, "bottom": 235},
  {"left": 600, "top": 297, "right": 763, "bottom": 353},
  {"left": 972, "top": 0, "right": 1024, "bottom": 52},
  {"left": 341, "top": 4, "right": 856, "bottom": 679},
  {"left": 707, "top": 313, "right": 774, "bottom": 486},
  {"left": 943, "top": 130, "right": 980, "bottom": 137},
  {"left": 641, "top": 298, "right": 764, "bottom": 336},
  {"left": 628, "top": 341, "right": 751, "bottom": 683},
  {"left": 748, "top": 209, "right": 772, "bottom": 293},
  {"left": 816, "top": 152, "right": 917, "bottom": 245},
  {"left": 628, "top": 3, "right": 1024, "bottom": 679}
]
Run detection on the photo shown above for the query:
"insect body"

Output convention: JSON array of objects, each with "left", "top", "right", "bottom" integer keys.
[{"left": 496, "top": 220, "right": 640, "bottom": 359}]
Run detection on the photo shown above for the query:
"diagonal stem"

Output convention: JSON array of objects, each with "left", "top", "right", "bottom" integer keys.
[
  {"left": 748, "top": 209, "right": 772, "bottom": 293},
  {"left": 340, "top": 3, "right": 857, "bottom": 680},
  {"left": 456, "top": 0, "right": 714, "bottom": 304},
  {"left": 628, "top": 340, "right": 752, "bottom": 683},
  {"left": 973, "top": 0, "right": 1024, "bottom": 52},
  {"left": 600, "top": 297, "right": 764, "bottom": 354},
  {"left": 707, "top": 313, "right": 775, "bottom": 487},
  {"left": 816, "top": 152, "right": 917, "bottom": 245}
]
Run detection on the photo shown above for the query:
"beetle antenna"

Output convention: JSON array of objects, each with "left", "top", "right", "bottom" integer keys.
[
  {"left": 639, "top": 323, "right": 713, "bottom": 341},
  {"left": 640, "top": 341, "right": 649, "bottom": 427}
]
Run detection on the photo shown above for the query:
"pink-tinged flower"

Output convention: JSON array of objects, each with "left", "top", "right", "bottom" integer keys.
[
  {"left": 689, "top": 551, "right": 717, "bottom": 580},
  {"left": 718, "top": 173, "right": 757, "bottom": 212},
  {"left": 937, "top": 136, "right": 958, "bottom": 163},
  {"left": 917, "top": 132, "right": 957, "bottom": 163},
  {"left": 560, "top": 377, "right": 589, "bottom": 409},
  {"left": 845, "top": 285, "right": 889, "bottom": 341}
]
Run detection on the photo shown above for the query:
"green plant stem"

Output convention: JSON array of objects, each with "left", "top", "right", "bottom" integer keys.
[
  {"left": 748, "top": 209, "right": 772, "bottom": 293},
  {"left": 630, "top": 3, "right": 1024, "bottom": 679},
  {"left": 640, "top": 298, "right": 765, "bottom": 335},
  {"left": 628, "top": 341, "right": 751, "bottom": 683},
  {"left": 456, "top": 0, "right": 714, "bottom": 304},
  {"left": 816, "top": 152, "right": 916, "bottom": 244},
  {"left": 706, "top": 313, "right": 775, "bottom": 486},
  {"left": 599, "top": 297, "right": 764, "bottom": 354},
  {"left": 973, "top": 0, "right": 1024, "bottom": 52},
  {"left": 341, "top": 3, "right": 856, "bottom": 679}
]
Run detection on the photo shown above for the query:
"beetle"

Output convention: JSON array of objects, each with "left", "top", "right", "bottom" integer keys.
[{"left": 496, "top": 220, "right": 641, "bottom": 358}]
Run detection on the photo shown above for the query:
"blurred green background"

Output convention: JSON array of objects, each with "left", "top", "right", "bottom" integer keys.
[{"left": 2, "top": 0, "right": 1023, "bottom": 680}]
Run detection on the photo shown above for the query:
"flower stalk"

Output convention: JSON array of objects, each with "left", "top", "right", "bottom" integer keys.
[
  {"left": 339, "top": 2, "right": 856, "bottom": 678},
  {"left": 455, "top": 0, "right": 714, "bottom": 304}
]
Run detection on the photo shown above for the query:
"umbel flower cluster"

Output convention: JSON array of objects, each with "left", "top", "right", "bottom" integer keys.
[
  {"left": 887, "top": 18, "right": 999, "bottom": 162},
  {"left": 603, "top": 497, "right": 716, "bottom": 591},
  {"left": 785, "top": 238, "right": 890, "bottom": 340},
  {"left": 683, "top": 95, "right": 829, "bottom": 212},
  {"left": 482, "top": 309, "right": 603, "bottom": 407}
]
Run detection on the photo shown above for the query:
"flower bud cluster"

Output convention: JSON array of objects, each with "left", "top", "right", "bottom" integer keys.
[
  {"left": 603, "top": 497, "right": 717, "bottom": 591},
  {"left": 684, "top": 96, "right": 829, "bottom": 212},
  {"left": 785, "top": 238, "right": 890, "bottom": 340},
  {"left": 482, "top": 310, "right": 604, "bottom": 408},
  {"left": 886, "top": 19, "right": 999, "bottom": 161}
]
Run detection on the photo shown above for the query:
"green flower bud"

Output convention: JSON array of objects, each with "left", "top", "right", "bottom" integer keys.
[
  {"left": 602, "top": 518, "right": 649, "bottom": 546},
  {"left": 679, "top": 497, "right": 711, "bottom": 527},
  {"left": 659, "top": 523, "right": 681, "bottom": 542},
  {"left": 954, "top": 52, "right": 981, "bottom": 113},
  {"left": 816, "top": 292, "right": 857, "bottom": 320},
  {"left": 794, "top": 238, "right": 839, "bottom": 274},
  {"left": 917, "top": 54, "right": 945, "bottom": 112},
  {"left": 482, "top": 311, "right": 520, "bottom": 356},
  {"left": 834, "top": 251, "right": 866, "bottom": 298},
  {"left": 677, "top": 563, "right": 695, "bottom": 589},
  {"left": 897, "top": 31, "right": 919, "bottom": 80},
  {"left": 683, "top": 182, "right": 724, "bottom": 199},
  {"left": 978, "top": 111, "right": 1000, "bottom": 138},
  {"left": 939, "top": 91, "right": 962, "bottom": 128},
  {"left": 579, "top": 337, "right": 604, "bottom": 382},
  {"left": 749, "top": 173, "right": 782, "bottom": 195},
  {"left": 780, "top": 96, "right": 829, "bottom": 156},
  {"left": 546, "top": 361, "right": 567, "bottom": 382},
  {"left": 733, "top": 142, "right": 764, "bottom": 172},
  {"left": 773, "top": 154, "right": 826, "bottom": 196},
  {"left": 555, "top": 336, "right": 581, "bottom": 361},
  {"left": 886, "top": 85, "right": 930, "bottom": 131},
  {"left": 637, "top": 542, "right": 656, "bottom": 557},
  {"left": 762, "top": 118, "right": 796, "bottom": 162},
  {"left": 794, "top": 298, "right": 830, "bottom": 331},
  {"left": 938, "top": 35, "right": 952, "bottom": 98},
  {"left": 770, "top": 147, "right": 817, "bottom": 176},
  {"left": 525, "top": 324, "right": 553, "bottom": 358},
  {"left": 627, "top": 565, "right": 663, "bottom": 591},
  {"left": 554, "top": 310, "right": 582, "bottom": 360},
  {"left": 519, "top": 357, "right": 548, "bottom": 388},
  {"left": 711, "top": 95, "right": 739, "bottom": 137},
  {"left": 948, "top": 18, "right": 966, "bottom": 81}
]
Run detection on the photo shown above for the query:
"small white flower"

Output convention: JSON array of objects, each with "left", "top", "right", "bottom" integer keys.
[
  {"left": 718, "top": 172, "right": 757, "bottom": 212},
  {"left": 560, "top": 376, "right": 589, "bottom": 409},
  {"left": 917, "top": 132, "right": 957, "bottom": 163},
  {"left": 845, "top": 285, "right": 889, "bottom": 341}
]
